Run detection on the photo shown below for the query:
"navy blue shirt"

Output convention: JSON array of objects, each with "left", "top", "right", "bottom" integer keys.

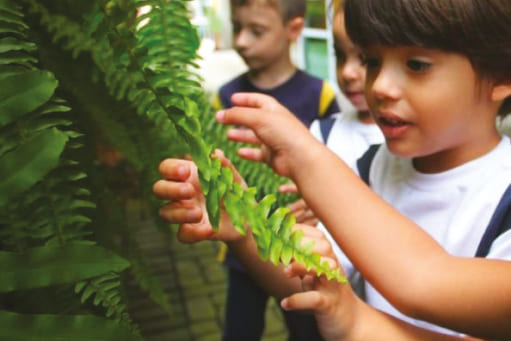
[{"left": 214, "top": 70, "right": 340, "bottom": 127}]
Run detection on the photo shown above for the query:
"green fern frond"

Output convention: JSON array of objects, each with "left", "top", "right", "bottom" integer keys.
[
  {"left": 83, "top": 0, "right": 345, "bottom": 283},
  {"left": 0, "top": 2, "right": 139, "bottom": 336},
  {"left": 0, "top": 244, "right": 130, "bottom": 293},
  {"left": 75, "top": 272, "right": 137, "bottom": 330},
  {"left": 199, "top": 107, "right": 299, "bottom": 207},
  {"left": 27, "top": 0, "right": 343, "bottom": 282},
  {"left": 0, "top": 310, "right": 143, "bottom": 341},
  {"left": 24, "top": 0, "right": 96, "bottom": 58}
]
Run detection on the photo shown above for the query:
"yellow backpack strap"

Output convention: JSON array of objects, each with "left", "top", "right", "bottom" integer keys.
[
  {"left": 217, "top": 242, "right": 228, "bottom": 262},
  {"left": 319, "top": 81, "right": 336, "bottom": 117},
  {"left": 211, "top": 92, "right": 223, "bottom": 111}
]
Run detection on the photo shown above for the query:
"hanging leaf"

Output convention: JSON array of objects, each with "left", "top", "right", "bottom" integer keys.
[
  {"left": 0, "top": 70, "right": 58, "bottom": 127},
  {"left": 0, "top": 310, "right": 142, "bottom": 341},
  {"left": 0, "top": 128, "right": 68, "bottom": 205},
  {"left": 0, "top": 243, "right": 130, "bottom": 293}
]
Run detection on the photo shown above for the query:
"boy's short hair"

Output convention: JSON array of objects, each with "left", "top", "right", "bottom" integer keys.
[
  {"left": 344, "top": 0, "right": 511, "bottom": 116},
  {"left": 333, "top": 0, "right": 344, "bottom": 13},
  {"left": 230, "top": 0, "right": 306, "bottom": 22}
]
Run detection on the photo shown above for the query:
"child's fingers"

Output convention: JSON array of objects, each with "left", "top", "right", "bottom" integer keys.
[
  {"left": 217, "top": 106, "right": 266, "bottom": 129},
  {"left": 300, "top": 217, "right": 320, "bottom": 227},
  {"left": 158, "top": 200, "right": 203, "bottom": 224},
  {"left": 288, "top": 198, "right": 308, "bottom": 213},
  {"left": 153, "top": 180, "right": 195, "bottom": 200},
  {"left": 281, "top": 291, "right": 328, "bottom": 312},
  {"left": 230, "top": 92, "right": 279, "bottom": 110},
  {"left": 177, "top": 222, "right": 215, "bottom": 243},
  {"left": 158, "top": 158, "right": 193, "bottom": 181},
  {"left": 227, "top": 128, "right": 261, "bottom": 145},
  {"left": 293, "top": 224, "right": 325, "bottom": 238},
  {"left": 279, "top": 183, "right": 299, "bottom": 194},
  {"left": 237, "top": 147, "right": 264, "bottom": 162},
  {"left": 295, "top": 208, "right": 317, "bottom": 225}
]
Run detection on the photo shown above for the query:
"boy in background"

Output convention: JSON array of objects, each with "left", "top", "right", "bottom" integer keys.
[{"left": 212, "top": 0, "right": 340, "bottom": 340}]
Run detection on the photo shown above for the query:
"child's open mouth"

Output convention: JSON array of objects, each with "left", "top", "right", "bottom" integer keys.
[
  {"left": 379, "top": 116, "right": 409, "bottom": 127},
  {"left": 376, "top": 113, "right": 411, "bottom": 138}
]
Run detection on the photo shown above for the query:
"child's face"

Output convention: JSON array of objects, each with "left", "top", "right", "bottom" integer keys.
[
  {"left": 231, "top": 2, "right": 294, "bottom": 71},
  {"left": 333, "top": 11, "right": 369, "bottom": 113},
  {"left": 364, "top": 46, "right": 500, "bottom": 172}
]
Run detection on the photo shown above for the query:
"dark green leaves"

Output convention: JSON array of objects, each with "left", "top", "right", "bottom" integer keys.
[
  {"left": 0, "top": 128, "right": 68, "bottom": 205},
  {"left": 0, "top": 244, "right": 130, "bottom": 293},
  {"left": 0, "top": 310, "right": 143, "bottom": 341},
  {"left": 0, "top": 70, "right": 58, "bottom": 127}
]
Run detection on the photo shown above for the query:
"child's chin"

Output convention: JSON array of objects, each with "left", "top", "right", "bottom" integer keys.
[{"left": 385, "top": 141, "right": 419, "bottom": 159}]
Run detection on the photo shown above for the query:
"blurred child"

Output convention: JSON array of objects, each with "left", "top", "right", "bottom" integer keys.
[
  {"left": 282, "top": 0, "right": 383, "bottom": 294},
  {"left": 212, "top": 1, "right": 340, "bottom": 340}
]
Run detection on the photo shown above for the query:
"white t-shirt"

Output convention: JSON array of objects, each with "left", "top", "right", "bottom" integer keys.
[
  {"left": 310, "top": 111, "right": 384, "bottom": 171},
  {"left": 310, "top": 111, "right": 384, "bottom": 280},
  {"left": 365, "top": 136, "right": 511, "bottom": 335}
]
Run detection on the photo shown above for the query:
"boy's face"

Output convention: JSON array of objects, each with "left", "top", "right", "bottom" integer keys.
[
  {"left": 333, "top": 11, "right": 369, "bottom": 113},
  {"left": 231, "top": 2, "right": 295, "bottom": 71},
  {"left": 363, "top": 46, "right": 500, "bottom": 172}
]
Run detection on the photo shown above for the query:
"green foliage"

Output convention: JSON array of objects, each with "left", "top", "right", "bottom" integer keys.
[
  {"left": 0, "top": 0, "right": 139, "bottom": 338},
  {"left": 73, "top": 0, "right": 344, "bottom": 282},
  {"left": 1, "top": 1, "right": 345, "bottom": 339},
  {"left": 0, "top": 244, "right": 129, "bottom": 292},
  {"left": 75, "top": 272, "right": 134, "bottom": 325},
  {"left": 0, "top": 127, "right": 67, "bottom": 206},
  {"left": 0, "top": 310, "right": 143, "bottom": 341}
]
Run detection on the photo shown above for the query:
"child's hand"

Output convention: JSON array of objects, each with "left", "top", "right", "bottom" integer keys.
[
  {"left": 217, "top": 92, "right": 321, "bottom": 178},
  {"left": 153, "top": 150, "right": 245, "bottom": 243},
  {"left": 280, "top": 183, "right": 319, "bottom": 227},
  {"left": 281, "top": 225, "right": 358, "bottom": 341}
]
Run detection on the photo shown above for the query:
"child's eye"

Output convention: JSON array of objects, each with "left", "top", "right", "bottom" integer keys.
[
  {"left": 251, "top": 27, "right": 265, "bottom": 37},
  {"left": 361, "top": 56, "right": 380, "bottom": 69},
  {"left": 407, "top": 59, "right": 431, "bottom": 72},
  {"left": 334, "top": 47, "right": 346, "bottom": 64}
]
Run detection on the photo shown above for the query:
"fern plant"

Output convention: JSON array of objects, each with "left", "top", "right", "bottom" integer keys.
[
  {"left": 83, "top": 0, "right": 345, "bottom": 282},
  {"left": 1, "top": 2, "right": 345, "bottom": 338},
  {"left": 0, "top": 1, "right": 142, "bottom": 339}
]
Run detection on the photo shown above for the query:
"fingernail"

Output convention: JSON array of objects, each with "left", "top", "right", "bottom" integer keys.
[
  {"left": 177, "top": 166, "right": 187, "bottom": 176},
  {"left": 216, "top": 110, "right": 225, "bottom": 121},
  {"left": 281, "top": 299, "right": 289, "bottom": 310},
  {"left": 180, "top": 185, "right": 191, "bottom": 196},
  {"left": 187, "top": 207, "right": 201, "bottom": 220}
]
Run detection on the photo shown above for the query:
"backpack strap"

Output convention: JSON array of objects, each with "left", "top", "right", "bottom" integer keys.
[
  {"left": 319, "top": 117, "right": 336, "bottom": 143},
  {"left": 475, "top": 184, "right": 511, "bottom": 257},
  {"left": 356, "top": 144, "right": 381, "bottom": 185}
]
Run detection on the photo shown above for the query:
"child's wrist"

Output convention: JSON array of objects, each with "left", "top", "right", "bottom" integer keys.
[
  {"left": 346, "top": 297, "right": 376, "bottom": 341},
  {"left": 288, "top": 137, "right": 327, "bottom": 180}
]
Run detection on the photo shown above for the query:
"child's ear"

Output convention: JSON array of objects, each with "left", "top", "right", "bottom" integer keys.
[
  {"left": 286, "top": 17, "right": 304, "bottom": 41},
  {"left": 492, "top": 82, "right": 511, "bottom": 102}
]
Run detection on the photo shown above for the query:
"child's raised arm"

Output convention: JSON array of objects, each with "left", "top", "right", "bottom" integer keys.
[{"left": 218, "top": 92, "right": 511, "bottom": 339}]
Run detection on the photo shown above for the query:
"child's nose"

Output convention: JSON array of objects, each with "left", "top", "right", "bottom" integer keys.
[
  {"left": 233, "top": 30, "right": 251, "bottom": 50},
  {"left": 341, "top": 59, "right": 363, "bottom": 82},
  {"left": 370, "top": 67, "right": 402, "bottom": 101}
]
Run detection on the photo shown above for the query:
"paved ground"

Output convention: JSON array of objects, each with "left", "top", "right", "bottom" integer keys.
[{"left": 125, "top": 200, "right": 289, "bottom": 341}]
